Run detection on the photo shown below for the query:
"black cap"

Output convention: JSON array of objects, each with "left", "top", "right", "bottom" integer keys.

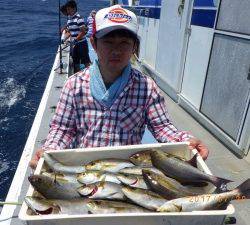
[{"left": 65, "top": 0, "right": 77, "bottom": 9}]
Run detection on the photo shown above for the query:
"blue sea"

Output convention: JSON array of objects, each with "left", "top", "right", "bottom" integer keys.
[{"left": 0, "top": 0, "right": 109, "bottom": 201}]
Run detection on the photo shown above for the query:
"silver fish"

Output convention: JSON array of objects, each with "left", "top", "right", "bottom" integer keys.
[
  {"left": 77, "top": 171, "right": 121, "bottom": 185},
  {"left": 122, "top": 186, "right": 167, "bottom": 210},
  {"left": 142, "top": 169, "right": 208, "bottom": 200},
  {"left": 77, "top": 181, "right": 125, "bottom": 200},
  {"left": 151, "top": 150, "right": 232, "bottom": 189},
  {"left": 43, "top": 152, "right": 85, "bottom": 174},
  {"left": 86, "top": 200, "right": 150, "bottom": 214},
  {"left": 117, "top": 174, "right": 148, "bottom": 189},
  {"left": 119, "top": 166, "right": 165, "bottom": 176},
  {"left": 158, "top": 179, "right": 250, "bottom": 212},
  {"left": 129, "top": 150, "right": 188, "bottom": 167},
  {"left": 42, "top": 171, "right": 82, "bottom": 189},
  {"left": 84, "top": 158, "right": 134, "bottom": 173},
  {"left": 129, "top": 150, "right": 153, "bottom": 167},
  {"left": 25, "top": 196, "right": 90, "bottom": 215},
  {"left": 28, "top": 175, "right": 80, "bottom": 199}
]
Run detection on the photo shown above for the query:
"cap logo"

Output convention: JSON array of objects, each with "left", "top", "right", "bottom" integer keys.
[{"left": 104, "top": 8, "right": 132, "bottom": 23}]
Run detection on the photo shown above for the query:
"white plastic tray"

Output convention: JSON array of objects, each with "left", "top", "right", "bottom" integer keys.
[{"left": 19, "top": 142, "right": 234, "bottom": 225}]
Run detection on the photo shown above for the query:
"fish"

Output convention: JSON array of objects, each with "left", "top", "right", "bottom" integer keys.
[
  {"left": 84, "top": 158, "right": 134, "bottom": 173},
  {"left": 142, "top": 169, "right": 209, "bottom": 200},
  {"left": 130, "top": 150, "right": 187, "bottom": 167},
  {"left": 77, "top": 170, "right": 121, "bottom": 185},
  {"left": 28, "top": 175, "right": 81, "bottom": 199},
  {"left": 77, "top": 181, "right": 125, "bottom": 200},
  {"left": 42, "top": 171, "right": 82, "bottom": 189},
  {"left": 157, "top": 179, "right": 250, "bottom": 212},
  {"left": 129, "top": 150, "right": 153, "bottom": 167},
  {"left": 43, "top": 152, "right": 85, "bottom": 174},
  {"left": 119, "top": 166, "right": 165, "bottom": 176},
  {"left": 116, "top": 174, "right": 148, "bottom": 189},
  {"left": 130, "top": 150, "right": 196, "bottom": 167},
  {"left": 150, "top": 150, "right": 232, "bottom": 190},
  {"left": 25, "top": 196, "right": 90, "bottom": 215},
  {"left": 122, "top": 186, "right": 167, "bottom": 211},
  {"left": 86, "top": 200, "right": 150, "bottom": 214}
]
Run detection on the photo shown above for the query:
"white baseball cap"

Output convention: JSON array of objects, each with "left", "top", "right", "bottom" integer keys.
[{"left": 94, "top": 5, "right": 138, "bottom": 38}]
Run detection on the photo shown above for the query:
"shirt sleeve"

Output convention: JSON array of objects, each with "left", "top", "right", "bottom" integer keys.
[
  {"left": 146, "top": 81, "right": 193, "bottom": 143},
  {"left": 42, "top": 79, "right": 77, "bottom": 150}
]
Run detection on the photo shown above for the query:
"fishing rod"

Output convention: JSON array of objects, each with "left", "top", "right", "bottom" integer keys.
[
  {"left": 0, "top": 201, "right": 21, "bottom": 222},
  {"left": 54, "top": 0, "right": 70, "bottom": 74},
  {"left": 28, "top": 44, "right": 70, "bottom": 77},
  {"left": 55, "top": 0, "right": 63, "bottom": 74},
  {"left": 0, "top": 201, "right": 22, "bottom": 206},
  {"left": 25, "top": 45, "right": 69, "bottom": 79},
  {"left": 15, "top": 44, "right": 69, "bottom": 85},
  {"left": 58, "top": 0, "right": 63, "bottom": 74}
]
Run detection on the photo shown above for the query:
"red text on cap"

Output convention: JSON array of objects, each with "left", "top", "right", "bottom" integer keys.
[{"left": 104, "top": 8, "right": 132, "bottom": 23}]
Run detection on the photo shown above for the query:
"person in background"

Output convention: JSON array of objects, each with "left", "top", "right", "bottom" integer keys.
[
  {"left": 86, "top": 10, "right": 97, "bottom": 37},
  {"left": 30, "top": 5, "right": 209, "bottom": 169},
  {"left": 60, "top": 4, "right": 71, "bottom": 44},
  {"left": 65, "top": 0, "right": 91, "bottom": 73}
]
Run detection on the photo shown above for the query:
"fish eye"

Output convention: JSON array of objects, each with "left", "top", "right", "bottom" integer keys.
[{"left": 133, "top": 154, "right": 139, "bottom": 159}]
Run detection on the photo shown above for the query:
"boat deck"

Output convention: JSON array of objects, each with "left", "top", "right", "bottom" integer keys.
[{"left": 0, "top": 42, "right": 249, "bottom": 225}]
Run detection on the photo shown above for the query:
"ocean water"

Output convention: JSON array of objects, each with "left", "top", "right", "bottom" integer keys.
[{"left": 0, "top": 0, "right": 109, "bottom": 201}]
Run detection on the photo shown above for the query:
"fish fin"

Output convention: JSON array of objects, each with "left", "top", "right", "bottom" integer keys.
[
  {"left": 212, "top": 176, "right": 233, "bottom": 191},
  {"left": 53, "top": 173, "right": 61, "bottom": 185},
  {"left": 236, "top": 179, "right": 250, "bottom": 198},
  {"left": 173, "top": 204, "right": 182, "bottom": 212},
  {"left": 213, "top": 186, "right": 228, "bottom": 194},
  {"left": 54, "top": 174, "right": 57, "bottom": 184},
  {"left": 100, "top": 175, "right": 106, "bottom": 182},
  {"left": 99, "top": 180, "right": 105, "bottom": 186},
  {"left": 187, "top": 153, "right": 198, "bottom": 168}
]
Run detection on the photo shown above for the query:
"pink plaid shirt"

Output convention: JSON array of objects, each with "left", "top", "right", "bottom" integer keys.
[{"left": 43, "top": 68, "right": 191, "bottom": 150}]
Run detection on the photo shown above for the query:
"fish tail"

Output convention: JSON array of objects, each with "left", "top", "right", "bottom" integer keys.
[
  {"left": 212, "top": 176, "right": 233, "bottom": 191},
  {"left": 187, "top": 153, "right": 198, "bottom": 168},
  {"left": 236, "top": 179, "right": 250, "bottom": 198}
]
